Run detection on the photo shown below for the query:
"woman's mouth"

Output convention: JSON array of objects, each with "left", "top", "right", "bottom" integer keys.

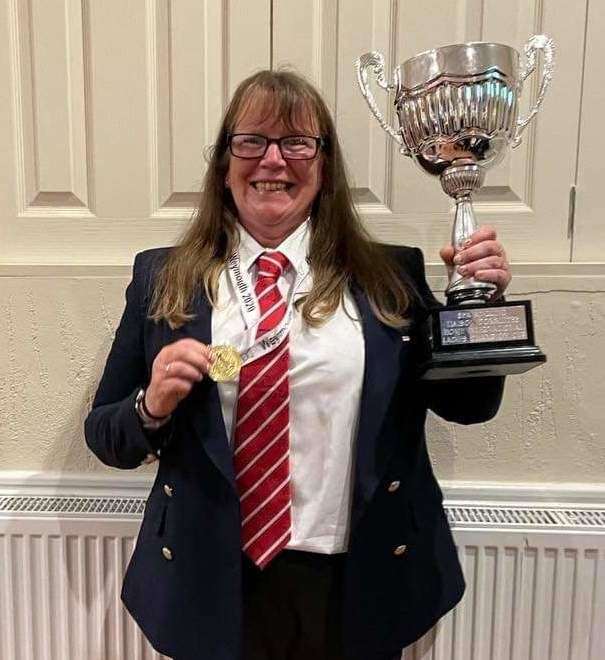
[{"left": 251, "top": 181, "right": 294, "bottom": 193}]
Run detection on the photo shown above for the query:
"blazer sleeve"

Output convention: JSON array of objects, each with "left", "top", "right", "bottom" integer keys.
[
  {"left": 405, "top": 246, "right": 505, "bottom": 424},
  {"left": 84, "top": 252, "right": 174, "bottom": 469}
]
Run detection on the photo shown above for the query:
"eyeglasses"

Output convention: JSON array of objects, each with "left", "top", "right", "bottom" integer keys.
[{"left": 227, "top": 133, "right": 323, "bottom": 160}]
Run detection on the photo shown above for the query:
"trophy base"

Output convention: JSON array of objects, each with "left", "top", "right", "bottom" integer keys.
[
  {"left": 420, "top": 299, "right": 547, "bottom": 380},
  {"left": 420, "top": 345, "right": 546, "bottom": 380}
]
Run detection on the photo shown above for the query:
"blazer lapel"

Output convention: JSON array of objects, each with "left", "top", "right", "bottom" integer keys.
[
  {"left": 350, "top": 285, "right": 409, "bottom": 528},
  {"left": 174, "top": 290, "right": 236, "bottom": 490}
]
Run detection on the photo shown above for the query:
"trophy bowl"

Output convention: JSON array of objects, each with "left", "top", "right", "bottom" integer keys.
[
  {"left": 396, "top": 42, "right": 522, "bottom": 177},
  {"left": 357, "top": 36, "right": 554, "bottom": 304}
]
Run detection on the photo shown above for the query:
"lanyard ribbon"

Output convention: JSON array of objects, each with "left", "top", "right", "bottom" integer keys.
[{"left": 225, "top": 250, "right": 310, "bottom": 366}]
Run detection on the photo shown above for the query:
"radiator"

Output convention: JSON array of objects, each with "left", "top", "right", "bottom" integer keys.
[{"left": 1, "top": 476, "right": 603, "bottom": 660}]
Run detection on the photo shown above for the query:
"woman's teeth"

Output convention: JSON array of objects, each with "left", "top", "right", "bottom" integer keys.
[{"left": 252, "top": 182, "right": 290, "bottom": 192}]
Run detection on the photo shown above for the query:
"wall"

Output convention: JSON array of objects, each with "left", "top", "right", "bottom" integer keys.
[{"left": 1, "top": 261, "right": 603, "bottom": 485}]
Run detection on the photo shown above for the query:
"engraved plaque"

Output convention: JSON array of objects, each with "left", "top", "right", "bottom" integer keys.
[{"left": 439, "top": 305, "right": 529, "bottom": 346}]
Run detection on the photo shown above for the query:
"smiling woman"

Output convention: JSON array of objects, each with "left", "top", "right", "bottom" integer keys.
[
  {"left": 84, "top": 68, "right": 511, "bottom": 660},
  {"left": 225, "top": 114, "right": 324, "bottom": 247}
]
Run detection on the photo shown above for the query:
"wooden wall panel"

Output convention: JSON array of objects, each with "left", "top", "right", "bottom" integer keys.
[{"left": 8, "top": 0, "right": 91, "bottom": 216}]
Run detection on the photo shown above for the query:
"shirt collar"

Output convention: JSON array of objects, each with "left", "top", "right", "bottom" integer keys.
[{"left": 237, "top": 218, "right": 310, "bottom": 275}]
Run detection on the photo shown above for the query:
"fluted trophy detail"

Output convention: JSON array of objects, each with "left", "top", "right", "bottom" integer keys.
[{"left": 356, "top": 37, "right": 554, "bottom": 378}]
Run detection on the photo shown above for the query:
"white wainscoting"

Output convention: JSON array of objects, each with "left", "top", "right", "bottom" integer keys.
[{"left": 1, "top": 473, "right": 604, "bottom": 660}]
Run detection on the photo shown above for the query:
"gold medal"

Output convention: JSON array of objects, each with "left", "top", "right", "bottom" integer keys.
[{"left": 208, "top": 345, "right": 243, "bottom": 382}]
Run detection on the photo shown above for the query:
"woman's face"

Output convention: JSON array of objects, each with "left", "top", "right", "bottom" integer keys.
[{"left": 226, "top": 109, "right": 323, "bottom": 243}]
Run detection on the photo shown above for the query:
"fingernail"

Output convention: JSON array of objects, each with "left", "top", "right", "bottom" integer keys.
[
  {"left": 453, "top": 254, "right": 463, "bottom": 265},
  {"left": 458, "top": 265, "right": 468, "bottom": 275},
  {"left": 463, "top": 239, "right": 472, "bottom": 247}
]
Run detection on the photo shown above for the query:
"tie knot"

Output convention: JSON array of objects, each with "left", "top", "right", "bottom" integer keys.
[{"left": 257, "top": 251, "right": 289, "bottom": 282}]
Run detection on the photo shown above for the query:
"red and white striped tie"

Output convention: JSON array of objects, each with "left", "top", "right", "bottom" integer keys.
[{"left": 234, "top": 251, "right": 292, "bottom": 569}]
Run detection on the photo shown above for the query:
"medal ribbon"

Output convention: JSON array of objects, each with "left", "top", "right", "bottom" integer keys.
[{"left": 225, "top": 249, "right": 309, "bottom": 366}]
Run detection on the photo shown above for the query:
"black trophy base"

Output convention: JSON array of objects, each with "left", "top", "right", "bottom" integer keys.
[
  {"left": 420, "top": 299, "right": 547, "bottom": 380},
  {"left": 420, "top": 345, "right": 546, "bottom": 380}
]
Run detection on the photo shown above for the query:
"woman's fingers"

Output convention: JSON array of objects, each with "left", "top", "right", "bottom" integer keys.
[
  {"left": 464, "top": 224, "right": 497, "bottom": 245},
  {"left": 439, "top": 244, "right": 455, "bottom": 265},
  {"left": 439, "top": 244, "right": 456, "bottom": 278},
  {"left": 440, "top": 225, "right": 511, "bottom": 297},
  {"left": 146, "top": 339, "right": 215, "bottom": 417},
  {"left": 163, "top": 360, "right": 207, "bottom": 383},
  {"left": 455, "top": 255, "right": 506, "bottom": 277},
  {"left": 454, "top": 240, "right": 504, "bottom": 265},
  {"left": 474, "top": 268, "right": 510, "bottom": 290},
  {"left": 160, "top": 339, "right": 213, "bottom": 379}
]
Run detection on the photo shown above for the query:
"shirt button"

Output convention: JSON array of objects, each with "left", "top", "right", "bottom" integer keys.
[
  {"left": 393, "top": 544, "right": 408, "bottom": 556},
  {"left": 162, "top": 546, "right": 173, "bottom": 561},
  {"left": 163, "top": 484, "right": 173, "bottom": 497},
  {"left": 387, "top": 480, "right": 400, "bottom": 493}
]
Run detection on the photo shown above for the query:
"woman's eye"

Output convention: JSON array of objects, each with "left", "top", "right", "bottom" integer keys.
[
  {"left": 283, "top": 137, "right": 311, "bottom": 150},
  {"left": 241, "top": 136, "right": 264, "bottom": 146}
]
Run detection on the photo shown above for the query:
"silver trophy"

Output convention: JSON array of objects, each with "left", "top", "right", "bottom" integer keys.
[{"left": 356, "top": 37, "right": 554, "bottom": 378}]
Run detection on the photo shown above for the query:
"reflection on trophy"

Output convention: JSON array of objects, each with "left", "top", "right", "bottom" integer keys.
[{"left": 356, "top": 37, "right": 554, "bottom": 379}]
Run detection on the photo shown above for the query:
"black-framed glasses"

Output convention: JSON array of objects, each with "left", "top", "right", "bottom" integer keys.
[{"left": 227, "top": 133, "right": 323, "bottom": 160}]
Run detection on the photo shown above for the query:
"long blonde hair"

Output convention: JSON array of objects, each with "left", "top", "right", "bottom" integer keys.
[{"left": 149, "top": 69, "right": 413, "bottom": 329}]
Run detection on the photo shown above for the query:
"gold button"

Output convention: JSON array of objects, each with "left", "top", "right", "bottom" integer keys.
[
  {"left": 387, "top": 480, "right": 400, "bottom": 493},
  {"left": 163, "top": 484, "right": 173, "bottom": 497},
  {"left": 162, "top": 546, "right": 173, "bottom": 561},
  {"left": 393, "top": 544, "right": 407, "bottom": 556}
]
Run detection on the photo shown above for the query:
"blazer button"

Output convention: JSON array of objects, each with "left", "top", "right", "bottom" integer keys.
[
  {"left": 387, "top": 480, "right": 400, "bottom": 493},
  {"left": 163, "top": 484, "right": 173, "bottom": 497},
  {"left": 393, "top": 544, "right": 407, "bottom": 556},
  {"left": 162, "top": 546, "right": 173, "bottom": 561}
]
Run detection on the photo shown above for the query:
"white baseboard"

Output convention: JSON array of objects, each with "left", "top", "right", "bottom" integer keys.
[{"left": 1, "top": 469, "right": 604, "bottom": 504}]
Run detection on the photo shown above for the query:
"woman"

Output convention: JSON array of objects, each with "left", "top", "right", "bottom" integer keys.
[{"left": 85, "top": 70, "right": 510, "bottom": 660}]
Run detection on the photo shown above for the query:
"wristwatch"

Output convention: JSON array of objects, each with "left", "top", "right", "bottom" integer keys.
[{"left": 135, "top": 388, "right": 171, "bottom": 430}]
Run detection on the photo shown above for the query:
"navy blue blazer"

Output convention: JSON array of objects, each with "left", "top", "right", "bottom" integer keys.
[{"left": 85, "top": 245, "right": 504, "bottom": 660}]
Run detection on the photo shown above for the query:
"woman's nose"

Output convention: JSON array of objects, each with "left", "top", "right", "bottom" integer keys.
[{"left": 261, "top": 142, "right": 286, "bottom": 166}]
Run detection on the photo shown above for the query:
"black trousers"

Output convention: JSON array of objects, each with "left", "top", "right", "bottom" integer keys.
[{"left": 241, "top": 550, "right": 401, "bottom": 660}]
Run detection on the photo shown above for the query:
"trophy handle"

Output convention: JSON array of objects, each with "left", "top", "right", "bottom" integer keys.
[
  {"left": 355, "top": 52, "right": 410, "bottom": 155},
  {"left": 512, "top": 34, "right": 555, "bottom": 148}
]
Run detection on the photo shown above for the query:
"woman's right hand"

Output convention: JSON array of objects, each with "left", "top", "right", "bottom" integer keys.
[{"left": 144, "top": 339, "right": 214, "bottom": 418}]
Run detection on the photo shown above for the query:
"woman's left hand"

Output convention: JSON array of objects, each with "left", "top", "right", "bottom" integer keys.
[{"left": 439, "top": 225, "right": 511, "bottom": 299}]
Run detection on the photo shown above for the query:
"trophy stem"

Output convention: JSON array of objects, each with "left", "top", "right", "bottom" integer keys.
[{"left": 440, "top": 163, "right": 497, "bottom": 305}]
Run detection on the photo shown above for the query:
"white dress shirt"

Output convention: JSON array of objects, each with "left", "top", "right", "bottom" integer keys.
[{"left": 212, "top": 220, "right": 365, "bottom": 553}]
